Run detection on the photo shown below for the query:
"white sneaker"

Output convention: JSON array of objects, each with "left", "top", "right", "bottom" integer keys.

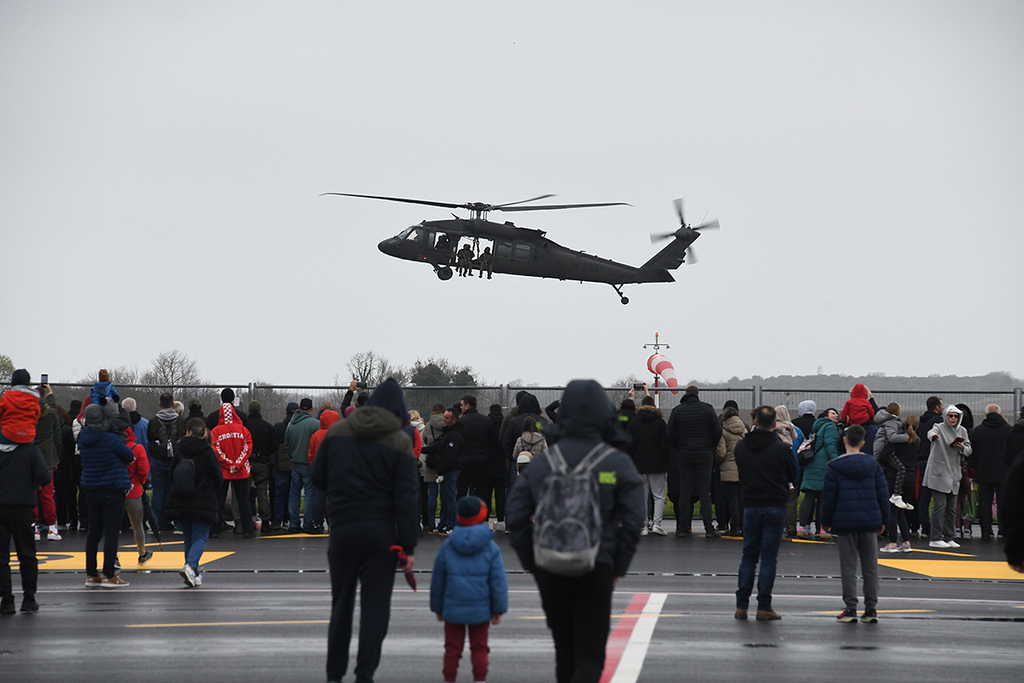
[
  {"left": 651, "top": 525, "right": 668, "bottom": 536},
  {"left": 641, "top": 527, "right": 649, "bottom": 536},
  {"left": 34, "top": 529, "right": 41, "bottom": 542},
  {"left": 889, "top": 495, "right": 914, "bottom": 510},
  {"left": 179, "top": 564, "right": 197, "bottom": 587},
  {"left": 47, "top": 525, "right": 62, "bottom": 541},
  {"left": 946, "top": 540, "right": 961, "bottom": 548},
  {"left": 898, "top": 542, "right": 912, "bottom": 552},
  {"left": 194, "top": 574, "right": 202, "bottom": 587},
  {"left": 929, "top": 540, "right": 950, "bottom": 548},
  {"left": 879, "top": 543, "right": 899, "bottom": 553},
  {"left": 493, "top": 521, "right": 505, "bottom": 532}
]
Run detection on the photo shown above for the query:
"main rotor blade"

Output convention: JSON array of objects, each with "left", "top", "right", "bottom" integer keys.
[
  {"left": 650, "top": 230, "right": 677, "bottom": 244},
  {"left": 673, "top": 198, "right": 685, "bottom": 226},
  {"left": 491, "top": 194, "right": 556, "bottom": 209},
  {"left": 695, "top": 218, "right": 720, "bottom": 231},
  {"left": 498, "top": 201, "right": 630, "bottom": 212},
  {"left": 320, "top": 192, "right": 468, "bottom": 211}
]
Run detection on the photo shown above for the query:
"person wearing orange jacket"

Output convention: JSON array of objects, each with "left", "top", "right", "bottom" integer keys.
[
  {"left": 211, "top": 403, "right": 254, "bottom": 538},
  {"left": 307, "top": 410, "right": 341, "bottom": 534}
]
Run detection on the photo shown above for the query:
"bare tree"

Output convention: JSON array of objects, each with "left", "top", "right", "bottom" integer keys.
[
  {"left": 345, "top": 351, "right": 409, "bottom": 387},
  {"left": 0, "top": 353, "right": 13, "bottom": 385},
  {"left": 142, "top": 349, "right": 202, "bottom": 390}
]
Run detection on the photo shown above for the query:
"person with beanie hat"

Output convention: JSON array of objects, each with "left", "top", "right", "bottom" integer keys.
[
  {"left": 430, "top": 495, "right": 508, "bottom": 683},
  {"left": 244, "top": 400, "right": 277, "bottom": 528},
  {"left": 206, "top": 387, "right": 249, "bottom": 431},
  {"left": 0, "top": 369, "right": 40, "bottom": 448}
]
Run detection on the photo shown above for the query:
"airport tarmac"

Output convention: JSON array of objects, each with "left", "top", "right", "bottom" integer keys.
[{"left": 3, "top": 521, "right": 1022, "bottom": 682}]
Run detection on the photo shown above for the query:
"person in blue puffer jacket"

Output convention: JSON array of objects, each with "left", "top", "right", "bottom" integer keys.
[
  {"left": 78, "top": 404, "right": 135, "bottom": 588},
  {"left": 430, "top": 495, "right": 508, "bottom": 683}
]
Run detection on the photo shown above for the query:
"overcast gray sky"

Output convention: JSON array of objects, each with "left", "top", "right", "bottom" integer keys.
[{"left": 3, "top": 1, "right": 1022, "bottom": 388}]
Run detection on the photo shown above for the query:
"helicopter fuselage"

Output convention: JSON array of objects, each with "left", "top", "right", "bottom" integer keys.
[{"left": 377, "top": 217, "right": 695, "bottom": 286}]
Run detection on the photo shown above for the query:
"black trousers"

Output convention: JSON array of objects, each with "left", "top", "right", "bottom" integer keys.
[
  {"left": 678, "top": 455, "right": 714, "bottom": 533},
  {"left": 216, "top": 478, "right": 254, "bottom": 534},
  {"left": 85, "top": 490, "right": 126, "bottom": 578},
  {"left": 534, "top": 563, "right": 614, "bottom": 683},
  {"left": 978, "top": 482, "right": 1004, "bottom": 538},
  {"left": 0, "top": 505, "right": 38, "bottom": 599},
  {"left": 326, "top": 521, "right": 399, "bottom": 683}
]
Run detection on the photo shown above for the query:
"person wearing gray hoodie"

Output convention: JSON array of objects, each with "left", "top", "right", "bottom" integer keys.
[{"left": 924, "top": 405, "right": 972, "bottom": 548}]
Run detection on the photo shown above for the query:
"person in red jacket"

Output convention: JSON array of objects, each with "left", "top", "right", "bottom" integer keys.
[
  {"left": 841, "top": 383, "right": 876, "bottom": 426},
  {"left": 124, "top": 427, "right": 153, "bottom": 565},
  {"left": 211, "top": 403, "right": 255, "bottom": 537},
  {"left": 0, "top": 369, "right": 41, "bottom": 447}
]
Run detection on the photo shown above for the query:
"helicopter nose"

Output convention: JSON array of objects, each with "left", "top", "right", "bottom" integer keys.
[{"left": 378, "top": 238, "right": 398, "bottom": 256}]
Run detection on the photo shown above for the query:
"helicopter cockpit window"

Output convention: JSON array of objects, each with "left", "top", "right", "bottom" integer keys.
[
  {"left": 514, "top": 243, "right": 531, "bottom": 262},
  {"left": 495, "top": 242, "right": 512, "bottom": 259},
  {"left": 402, "top": 227, "right": 426, "bottom": 243}
]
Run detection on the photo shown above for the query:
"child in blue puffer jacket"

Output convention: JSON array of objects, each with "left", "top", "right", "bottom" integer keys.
[{"left": 430, "top": 496, "right": 508, "bottom": 683}]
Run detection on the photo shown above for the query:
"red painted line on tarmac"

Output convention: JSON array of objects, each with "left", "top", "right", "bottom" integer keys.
[{"left": 600, "top": 592, "right": 649, "bottom": 683}]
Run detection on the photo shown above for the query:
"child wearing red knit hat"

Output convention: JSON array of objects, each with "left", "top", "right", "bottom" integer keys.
[{"left": 430, "top": 496, "right": 508, "bottom": 683}]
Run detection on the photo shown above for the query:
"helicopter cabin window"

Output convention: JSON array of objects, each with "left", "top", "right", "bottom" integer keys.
[
  {"left": 495, "top": 241, "right": 513, "bottom": 259},
  {"left": 514, "top": 243, "right": 531, "bottom": 262}
]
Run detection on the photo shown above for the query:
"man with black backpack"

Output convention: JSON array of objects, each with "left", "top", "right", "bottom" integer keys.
[
  {"left": 507, "top": 379, "right": 643, "bottom": 683},
  {"left": 146, "top": 393, "right": 187, "bottom": 530}
]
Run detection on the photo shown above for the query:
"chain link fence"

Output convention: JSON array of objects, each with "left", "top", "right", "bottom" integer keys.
[{"left": 6, "top": 382, "right": 1022, "bottom": 425}]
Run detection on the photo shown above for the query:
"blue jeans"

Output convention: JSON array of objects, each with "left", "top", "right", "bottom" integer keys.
[
  {"left": 149, "top": 457, "right": 173, "bottom": 527},
  {"left": 180, "top": 517, "right": 211, "bottom": 573},
  {"left": 289, "top": 465, "right": 321, "bottom": 530},
  {"left": 439, "top": 470, "right": 459, "bottom": 530},
  {"left": 426, "top": 482, "right": 439, "bottom": 530},
  {"left": 736, "top": 506, "right": 786, "bottom": 611}
]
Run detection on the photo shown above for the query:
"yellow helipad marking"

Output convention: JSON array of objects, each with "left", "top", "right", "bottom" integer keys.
[
  {"left": 16, "top": 551, "right": 234, "bottom": 571},
  {"left": 879, "top": 559, "right": 1024, "bottom": 580},
  {"left": 128, "top": 619, "right": 328, "bottom": 628}
]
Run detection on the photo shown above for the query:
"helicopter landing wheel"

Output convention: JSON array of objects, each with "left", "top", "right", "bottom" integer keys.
[
  {"left": 437, "top": 266, "right": 454, "bottom": 281},
  {"left": 611, "top": 283, "right": 629, "bottom": 305}
]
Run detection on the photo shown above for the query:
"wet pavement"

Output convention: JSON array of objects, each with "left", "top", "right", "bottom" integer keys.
[{"left": 3, "top": 520, "right": 1022, "bottom": 682}]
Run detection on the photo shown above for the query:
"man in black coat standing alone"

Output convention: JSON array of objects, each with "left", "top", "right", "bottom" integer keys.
[{"left": 666, "top": 386, "right": 723, "bottom": 537}]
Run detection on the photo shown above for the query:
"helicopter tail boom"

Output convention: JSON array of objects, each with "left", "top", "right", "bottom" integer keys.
[{"left": 639, "top": 227, "right": 699, "bottom": 276}]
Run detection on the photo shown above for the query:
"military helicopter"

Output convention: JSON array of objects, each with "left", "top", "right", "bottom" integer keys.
[{"left": 323, "top": 192, "right": 718, "bottom": 304}]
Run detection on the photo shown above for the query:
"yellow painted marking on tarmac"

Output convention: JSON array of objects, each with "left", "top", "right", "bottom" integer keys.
[
  {"left": 121, "top": 542, "right": 185, "bottom": 548},
  {"left": 262, "top": 533, "right": 328, "bottom": 538},
  {"left": 17, "top": 551, "right": 234, "bottom": 571},
  {"left": 128, "top": 619, "right": 329, "bottom": 628},
  {"left": 910, "top": 549, "right": 976, "bottom": 557},
  {"left": 879, "top": 559, "right": 1024, "bottom": 580}
]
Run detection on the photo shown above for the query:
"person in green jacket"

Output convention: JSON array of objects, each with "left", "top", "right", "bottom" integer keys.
[
  {"left": 286, "top": 398, "right": 322, "bottom": 533},
  {"left": 798, "top": 408, "right": 839, "bottom": 539}
]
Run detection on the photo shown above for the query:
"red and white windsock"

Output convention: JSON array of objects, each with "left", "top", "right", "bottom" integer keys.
[{"left": 647, "top": 354, "right": 679, "bottom": 394}]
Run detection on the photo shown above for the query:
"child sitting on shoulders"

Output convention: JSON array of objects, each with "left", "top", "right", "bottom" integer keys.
[
  {"left": 430, "top": 496, "right": 508, "bottom": 683},
  {"left": 0, "top": 369, "right": 40, "bottom": 450}
]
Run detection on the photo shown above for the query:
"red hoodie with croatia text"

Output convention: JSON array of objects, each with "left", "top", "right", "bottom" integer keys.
[{"left": 212, "top": 403, "right": 253, "bottom": 480}]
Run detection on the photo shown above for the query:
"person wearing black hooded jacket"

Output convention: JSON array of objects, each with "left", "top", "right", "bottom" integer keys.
[
  {"left": 970, "top": 405, "right": 1011, "bottom": 540},
  {"left": 733, "top": 406, "right": 797, "bottom": 621},
  {"left": 666, "top": 387, "right": 723, "bottom": 537},
  {"left": 506, "top": 380, "right": 643, "bottom": 683},
  {"left": 310, "top": 379, "right": 419, "bottom": 683}
]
